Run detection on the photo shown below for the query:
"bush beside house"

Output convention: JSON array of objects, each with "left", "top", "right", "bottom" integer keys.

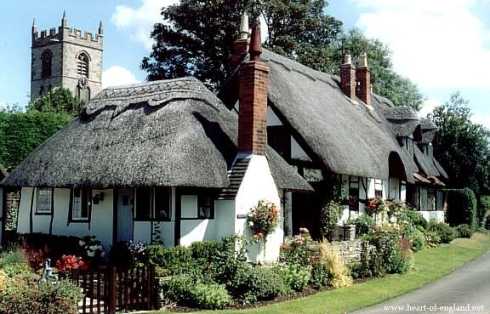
[{"left": 446, "top": 188, "right": 478, "bottom": 228}]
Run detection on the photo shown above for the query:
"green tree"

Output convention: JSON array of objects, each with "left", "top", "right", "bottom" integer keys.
[
  {"left": 142, "top": 1, "right": 423, "bottom": 109},
  {"left": 27, "top": 88, "right": 81, "bottom": 116},
  {"left": 329, "top": 29, "right": 424, "bottom": 110},
  {"left": 141, "top": 0, "right": 342, "bottom": 91},
  {"left": 0, "top": 108, "right": 71, "bottom": 170},
  {"left": 429, "top": 92, "right": 490, "bottom": 196}
]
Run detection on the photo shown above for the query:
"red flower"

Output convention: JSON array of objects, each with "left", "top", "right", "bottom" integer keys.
[{"left": 56, "top": 255, "right": 89, "bottom": 272}]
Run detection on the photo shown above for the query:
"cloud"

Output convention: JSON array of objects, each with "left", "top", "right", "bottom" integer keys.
[
  {"left": 112, "top": 0, "right": 179, "bottom": 50},
  {"left": 418, "top": 99, "right": 441, "bottom": 118},
  {"left": 471, "top": 113, "right": 490, "bottom": 128},
  {"left": 350, "top": 0, "right": 490, "bottom": 89},
  {"left": 102, "top": 66, "right": 139, "bottom": 88}
]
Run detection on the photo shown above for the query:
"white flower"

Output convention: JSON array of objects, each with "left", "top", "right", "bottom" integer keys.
[
  {"left": 89, "top": 245, "right": 98, "bottom": 251},
  {"left": 79, "top": 240, "right": 85, "bottom": 246},
  {"left": 87, "top": 251, "right": 95, "bottom": 257},
  {"left": 248, "top": 221, "right": 254, "bottom": 227}
]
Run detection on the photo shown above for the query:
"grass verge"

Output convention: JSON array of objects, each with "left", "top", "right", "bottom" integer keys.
[{"left": 152, "top": 232, "right": 490, "bottom": 314}]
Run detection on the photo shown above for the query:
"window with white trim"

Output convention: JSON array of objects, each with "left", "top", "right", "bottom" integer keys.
[
  {"left": 71, "top": 188, "right": 91, "bottom": 221},
  {"left": 36, "top": 188, "right": 53, "bottom": 214}
]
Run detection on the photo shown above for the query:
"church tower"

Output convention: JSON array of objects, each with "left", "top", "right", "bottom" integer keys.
[{"left": 31, "top": 12, "right": 103, "bottom": 104}]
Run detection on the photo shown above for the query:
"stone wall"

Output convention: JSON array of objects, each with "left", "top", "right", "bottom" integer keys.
[{"left": 330, "top": 239, "right": 365, "bottom": 264}]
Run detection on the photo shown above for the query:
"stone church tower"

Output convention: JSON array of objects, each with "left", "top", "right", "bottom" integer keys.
[{"left": 31, "top": 12, "right": 103, "bottom": 103}]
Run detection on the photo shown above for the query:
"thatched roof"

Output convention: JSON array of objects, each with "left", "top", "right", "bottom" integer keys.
[
  {"left": 3, "top": 78, "right": 311, "bottom": 192},
  {"left": 381, "top": 105, "right": 421, "bottom": 137},
  {"left": 259, "top": 50, "right": 417, "bottom": 183}
]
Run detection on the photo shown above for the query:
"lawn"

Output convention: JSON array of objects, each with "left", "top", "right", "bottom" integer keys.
[{"left": 151, "top": 232, "right": 490, "bottom": 314}]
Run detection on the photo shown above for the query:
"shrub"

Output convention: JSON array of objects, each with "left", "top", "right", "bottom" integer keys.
[
  {"left": 0, "top": 250, "right": 32, "bottom": 277},
  {"left": 317, "top": 241, "right": 352, "bottom": 288},
  {"left": 190, "top": 282, "right": 232, "bottom": 309},
  {"left": 406, "top": 228, "right": 426, "bottom": 252},
  {"left": 446, "top": 188, "right": 478, "bottom": 229},
  {"left": 424, "top": 230, "right": 442, "bottom": 247},
  {"left": 320, "top": 201, "right": 344, "bottom": 239},
  {"left": 348, "top": 215, "right": 374, "bottom": 237},
  {"left": 427, "top": 221, "right": 456, "bottom": 243},
  {"left": 310, "top": 262, "right": 330, "bottom": 288},
  {"left": 396, "top": 209, "right": 428, "bottom": 230},
  {"left": 455, "top": 224, "right": 473, "bottom": 238},
  {"left": 280, "top": 230, "right": 313, "bottom": 267},
  {"left": 161, "top": 275, "right": 232, "bottom": 309},
  {"left": 277, "top": 263, "right": 311, "bottom": 292},
  {"left": 366, "top": 225, "right": 412, "bottom": 274},
  {"left": 0, "top": 278, "right": 81, "bottom": 314},
  {"left": 228, "top": 264, "right": 287, "bottom": 304},
  {"left": 146, "top": 245, "right": 194, "bottom": 277}
]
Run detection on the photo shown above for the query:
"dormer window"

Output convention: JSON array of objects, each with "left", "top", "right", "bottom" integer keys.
[
  {"left": 77, "top": 53, "right": 89, "bottom": 78},
  {"left": 41, "top": 49, "right": 52, "bottom": 79}
]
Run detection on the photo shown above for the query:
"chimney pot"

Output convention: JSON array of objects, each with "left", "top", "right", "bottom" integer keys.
[
  {"left": 239, "top": 13, "right": 249, "bottom": 40},
  {"left": 356, "top": 52, "right": 371, "bottom": 106},
  {"left": 249, "top": 20, "right": 262, "bottom": 61},
  {"left": 340, "top": 54, "right": 356, "bottom": 99}
]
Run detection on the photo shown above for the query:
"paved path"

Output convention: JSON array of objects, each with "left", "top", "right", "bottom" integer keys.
[{"left": 352, "top": 251, "right": 490, "bottom": 314}]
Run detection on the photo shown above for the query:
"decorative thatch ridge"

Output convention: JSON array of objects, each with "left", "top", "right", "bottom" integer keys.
[{"left": 2, "top": 77, "right": 312, "bottom": 192}]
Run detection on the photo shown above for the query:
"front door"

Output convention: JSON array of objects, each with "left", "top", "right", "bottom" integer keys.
[{"left": 117, "top": 189, "right": 134, "bottom": 242}]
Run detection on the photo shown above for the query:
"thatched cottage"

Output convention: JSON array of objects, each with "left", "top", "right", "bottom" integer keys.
[
  {"left": 1, "top": 18, "right": 448, "bottom": 259},
  {"left": 1, "top": 25, "right": 311, "bottom": 262},
  {"left": 222, "top": 17, "right": 448, "bottom": 238}
]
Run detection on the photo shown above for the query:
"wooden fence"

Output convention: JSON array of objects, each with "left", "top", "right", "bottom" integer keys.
[{"left": 68, "top": 264, "right": 158, "bottom": 314}]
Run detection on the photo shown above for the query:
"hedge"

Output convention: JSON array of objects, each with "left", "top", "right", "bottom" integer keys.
[{"left": 446, "top": 188, "right": 477, "bottom": 229}]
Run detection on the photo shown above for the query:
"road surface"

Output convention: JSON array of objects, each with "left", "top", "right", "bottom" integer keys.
[{"left": 352, "top": 251, "right": 490, "bottom": 314}]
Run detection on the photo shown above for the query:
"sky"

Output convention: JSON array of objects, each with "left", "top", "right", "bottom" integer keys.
[{"left": 0, "top": 0, "right": 489, "bottom": 126}]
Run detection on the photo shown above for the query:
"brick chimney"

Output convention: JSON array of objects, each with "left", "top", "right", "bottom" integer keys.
[
  {"left": 238, "top": 20, "right": 269, "bottom": 155},
  {"left": 340, "top": 54, "right": 355, "bottom": 99},
  {"left": 231, "top": 13, "right": 250, "bottom": 68},
  {"left": 356, "top": 52, "right": 371, "bottom": 106}
]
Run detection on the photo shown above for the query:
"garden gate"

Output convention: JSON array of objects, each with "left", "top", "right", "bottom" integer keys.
[{"left": 69, "top": 264, "right": 158, "bottom": 314}]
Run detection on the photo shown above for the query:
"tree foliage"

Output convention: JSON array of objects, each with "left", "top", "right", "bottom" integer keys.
[
  {"left": 0, "top": 110, "right": 71, "bottom": 170},
  {"left": 27, "top": 88, "right": 81, "bottom": 116},
  {"left": 429, "top": 92, "right": 490, "bottom": 195},
  {"left": 0, "top": 89, "right": 76, "bottom": 170},
  {"left": 142, "top": 0, "right": 423, "bottom": 109}
]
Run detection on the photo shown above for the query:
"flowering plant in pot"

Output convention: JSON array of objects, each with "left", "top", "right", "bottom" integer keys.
[{"left": 247, "top": 200, "right": 279, "bottom": 241}]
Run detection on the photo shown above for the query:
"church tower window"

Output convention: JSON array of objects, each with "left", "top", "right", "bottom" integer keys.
[
  {"left": 77, "top": 53, "right": 90, "bottom": 78},
  {"left": 41, "top": 50, "right": 52, "bottom": 79}
]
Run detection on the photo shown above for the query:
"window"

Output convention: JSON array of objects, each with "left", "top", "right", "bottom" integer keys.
[
  {"left": 198, "top": 194, "right": 214, "bottom": 219},
  {"left": 400, "top": 181, "right": 407, "bottom": 201},
  {"left": 70, "top": 188, "right": 91, "bottom": 221},
  {"left": 36, "top": 188, "right": 53, "bottom": 214},
  {"left": 155, "top": 187, "right": 171, "bottom": 220},
  {"left": 135, "top": 187, "right": 171, "bottom": 221},
  {"left": 77, "top": 53, "right": 89, "bottom": 78},
  {"left": 348, "top": 177, "right": 359, "bottom": 211},
  {"left": 374, "top": 179, "right": 383, "bottom": 198},
  {"left": 41, "top": 50, "right": 52, "bottom": 79}
]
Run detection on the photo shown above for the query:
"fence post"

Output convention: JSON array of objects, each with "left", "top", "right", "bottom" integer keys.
[
  {"left": 147, "top": 265, "right": 153, "bottom": 309},
  {"left": 108, "top": 266, "right": 116, "bottom": 314}
]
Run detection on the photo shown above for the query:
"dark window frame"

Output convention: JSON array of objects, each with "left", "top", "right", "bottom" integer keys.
[
  {"left": 134, "top": 187, "right": 172, "bottom": 222},
  {"left": 348, "top": 176, "right": 360, "bottom": 211},
  {"left": 69, "top": 188, "right": 92, "bottom": 223},
  {"left": 35, "top": 187, "right": 53, "bottom": 215},
  {"left": 197, "top": 194, "right": 215, "bottom": 219}
]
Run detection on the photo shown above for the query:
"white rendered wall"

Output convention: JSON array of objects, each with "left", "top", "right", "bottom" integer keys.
[
  {"left": 134, "top": 221, "right": 175, "bottom": 247},
  {"left": 235, "top": 155, "right": 283, "bottom": 263},
  {"left": 17, "top": 187, "right": 114, "bottom": 249},
  {"left": 420, "top": 210, "right": 445, "bottom": 223}
]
